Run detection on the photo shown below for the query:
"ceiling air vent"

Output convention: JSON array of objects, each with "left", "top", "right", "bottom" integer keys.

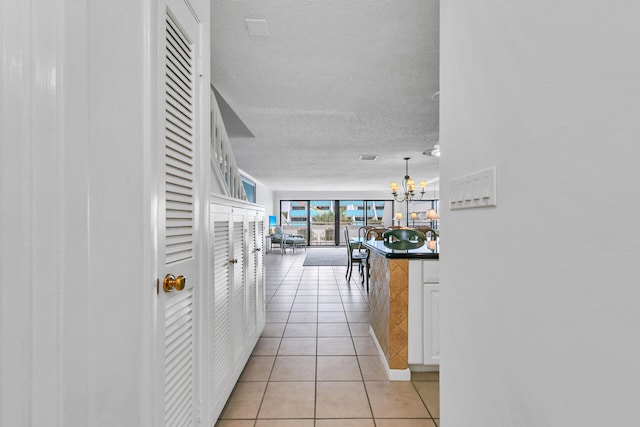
[{"left": 359, "top": 154, "right": 378, "bottom": 161}]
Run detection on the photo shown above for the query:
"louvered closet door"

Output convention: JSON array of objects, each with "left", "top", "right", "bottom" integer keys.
[
  {"left": 255, "top": 217, "right": 265, "bottom": 325},
  {"left": 157, "top": 1, "right": 200, "bottom": 426},
  {"left": 231, "top": 214, "right": 246, "bottom": 355},
  {"left": 210, "top": 210, "right": 232, "bottom": 415},
  {"left": 245, "top": 218, "right": 257, "bottom": 338}
]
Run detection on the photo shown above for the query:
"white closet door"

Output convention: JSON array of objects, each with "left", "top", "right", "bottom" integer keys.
[
  {"left": 246, "top": 218, "right": 258, "bottom": 338},
  {"left": 210, "top": 209, "right": 232, "bottom": 414},
  {"left": 157, "top": 1, "right": 201, "bottom": 426},
  {"left": 231, "top": 214, "right": 246, "bottom": 356},
  {"left": 256, "top": 217, "right": 265, "bottom": 325}
]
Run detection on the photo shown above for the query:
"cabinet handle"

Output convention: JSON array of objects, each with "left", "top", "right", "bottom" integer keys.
[
  {"left": 255, "top": 248, "right": 261, "bottom": 252},
  {"left": 229, "top": 259, "right": 238, "bottom": 264}
]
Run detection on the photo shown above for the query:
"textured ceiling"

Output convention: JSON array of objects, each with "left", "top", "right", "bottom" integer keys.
[{"left": 211, "top": 0, "right": 440, "bottom": 192}]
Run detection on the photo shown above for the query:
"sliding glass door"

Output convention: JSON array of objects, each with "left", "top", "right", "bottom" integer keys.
[
  {"left": 280, "top": 200, "right": 308, "bottom": 237},
  {"left": 280, "top": 199, "right": 394, "bottom": 247},
  {"left": 310, "top": 200, "right": 334, "bottom": 245},
  {"left": 339, "top": 200, "right": 364, "bottom": 244}
]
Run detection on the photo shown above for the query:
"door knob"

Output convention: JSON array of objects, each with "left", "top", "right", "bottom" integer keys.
[
  {"left": 229, "top": 258, "right": 238, "bottom": 264},
  {"left": 163, "top": 274, "right": 186, "bottom": 293}
]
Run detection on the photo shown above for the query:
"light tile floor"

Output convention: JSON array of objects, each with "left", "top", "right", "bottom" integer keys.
[{"left": 216, "top": 249, "right": 440, "bottom": 427}]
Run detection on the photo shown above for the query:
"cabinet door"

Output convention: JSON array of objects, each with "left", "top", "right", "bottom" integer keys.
[
  {"left": 255, "top": 216, "right": 265, "bottom": 326},
  {"left": 231, "top": 211, "right": 246, "bottom": 356},
  {"left": 210, "top": 208, "right": 232, "bottom": 417},
  {"left": 245, "top": 210, "right": 265, "bottom": 340},
  {"left": 209, "top": 212, "right": 233, "bottom": 398},
  {"left": 245, "top": 215, "right": 258, "bottom": 339},
  {"left": 423, "top": 284, "right": 440, "bottom": 365},
  {"left": 208, "top": 202, "right": 265, "bottom": 423}
]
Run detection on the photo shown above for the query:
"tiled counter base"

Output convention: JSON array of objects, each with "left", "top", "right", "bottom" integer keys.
[{"left": 368, "top": 252, "right": 412, "bottom": 380}]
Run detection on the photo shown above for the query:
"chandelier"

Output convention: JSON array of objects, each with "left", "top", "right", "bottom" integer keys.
[{"left": 389, "top": 157, "right": 426, "bottom": 203}]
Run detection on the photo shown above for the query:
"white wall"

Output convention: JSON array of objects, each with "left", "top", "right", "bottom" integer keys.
[
  {"left": 440, "top": 2, "right": 640, "bottom": 426},
  {"left": 2, "top": 1, "right": 152, "bottom": 425},
  {"left": 1, "top": 0, "right": 210, "bottom": 425}
]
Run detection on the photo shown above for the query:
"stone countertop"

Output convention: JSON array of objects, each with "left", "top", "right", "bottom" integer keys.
[{"left": 363, "top": 239, "right": 439, "bottom": 259}]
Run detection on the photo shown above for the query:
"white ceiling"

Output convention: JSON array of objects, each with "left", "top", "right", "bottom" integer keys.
[{"left": 210, "top": 0, "right": 440, "bottom": 192}]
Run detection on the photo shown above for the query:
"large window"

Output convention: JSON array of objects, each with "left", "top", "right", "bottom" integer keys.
[{"left": 280, "top": 199, "right": 393, "bottom": 246}]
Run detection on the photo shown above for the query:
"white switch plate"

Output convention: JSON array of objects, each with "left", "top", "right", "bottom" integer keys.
[{"left": 449, "top": 167, "right": 497, "bottom": 210}]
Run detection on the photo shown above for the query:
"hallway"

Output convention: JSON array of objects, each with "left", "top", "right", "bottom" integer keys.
[{"left": 216, "top": 250, "right": 440, "bottom": 426}]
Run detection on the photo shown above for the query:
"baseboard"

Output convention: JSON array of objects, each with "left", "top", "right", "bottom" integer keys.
[{"left": 368, "top": 325, "right": 411, "bottom": 381}]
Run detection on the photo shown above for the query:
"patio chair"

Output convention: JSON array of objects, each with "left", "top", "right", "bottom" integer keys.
[{"left": 271, "top": 225, "right": 306, "bottom": 254}]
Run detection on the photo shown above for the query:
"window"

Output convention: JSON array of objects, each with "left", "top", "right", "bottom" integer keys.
[
  {"left": 241, "top": 176, "right": 256, "bottom": 203},
  {"left": 405, "top": 199, "right": 440, "bottom": 230}
]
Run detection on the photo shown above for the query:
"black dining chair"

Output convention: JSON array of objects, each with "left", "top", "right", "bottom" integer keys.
[{"left": 344, "top": 226, "right": 369, "bottom": 290}]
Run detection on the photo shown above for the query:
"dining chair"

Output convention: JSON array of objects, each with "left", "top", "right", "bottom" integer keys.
[
  {"left": 357, "top": 226, "right": 372, "bottom": 243},
  {"left": 415, "top": 225, "right": 437, "bottom": 237},
  {"left": 344, "top": 226, "right": 369, "bottom": 290},
  {"left": 365, "top": 227, "right": 387, "bottom": 241}
]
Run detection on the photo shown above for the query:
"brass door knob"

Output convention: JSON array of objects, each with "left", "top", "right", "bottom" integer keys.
[{"left": 163, "top": 274, "right": 186, "bottom": 293}]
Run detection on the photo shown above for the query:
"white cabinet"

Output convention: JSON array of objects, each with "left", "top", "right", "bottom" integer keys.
[
  {"left": 208, "top": 199, "right": 265, "bottom": 422},
  {"left": 422, "top": 283, "right": 440, "bottom": 364},
  {"left": 408, "top": 259, "right": 440, "bottom": 366}
]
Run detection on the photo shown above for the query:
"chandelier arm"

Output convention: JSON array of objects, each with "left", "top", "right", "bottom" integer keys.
[{"left": 393, "top": 195, "right": 406, "bottom": 203}]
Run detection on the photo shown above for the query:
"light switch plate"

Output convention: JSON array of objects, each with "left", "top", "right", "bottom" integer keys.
[
  {"left": 449, "top": 167, "right": 497, "bottom": 210},
  {"left": 245, "top": 19, "right": 269, "bottom": 36}
]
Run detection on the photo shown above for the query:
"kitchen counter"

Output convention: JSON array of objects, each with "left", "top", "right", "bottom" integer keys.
[
  {"left": 364, "top": 239, "right": 440, "bottom": 380},
  {"left": 363, "top": 239, "right": 439, "bottom": 259}
]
